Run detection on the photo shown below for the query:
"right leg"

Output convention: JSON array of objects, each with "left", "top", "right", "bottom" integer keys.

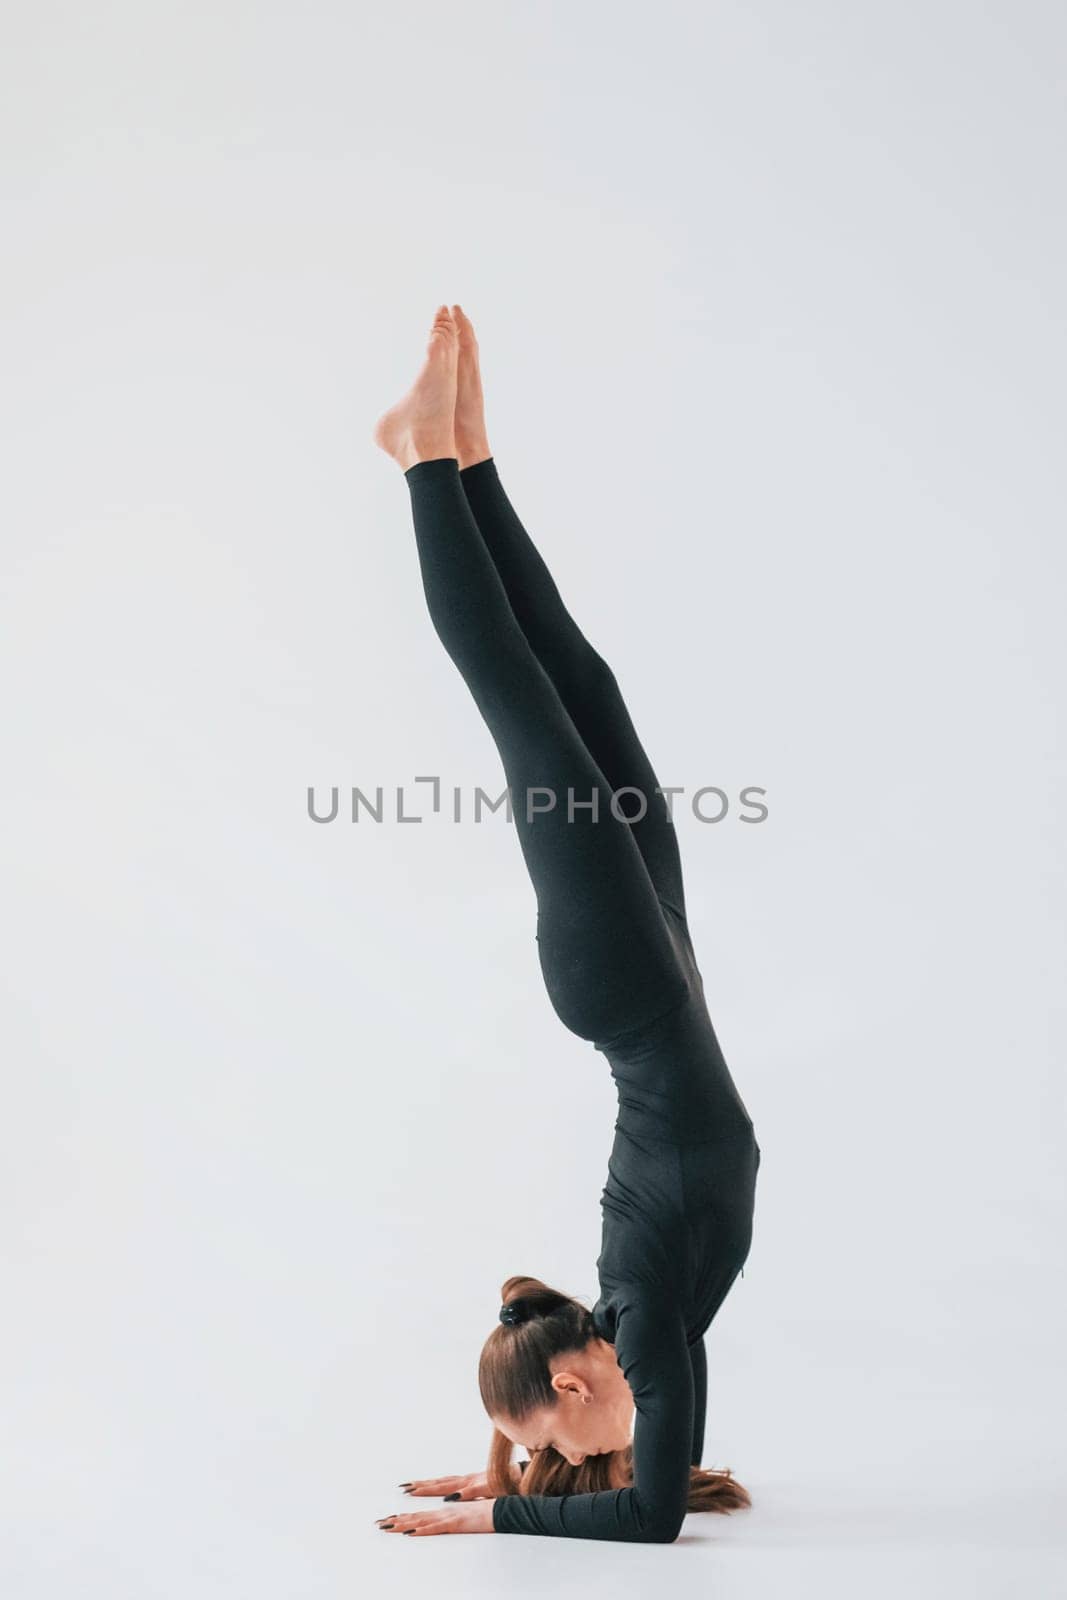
[
  {"left": 452, "top": 305, "right": 688, "bottom": 918},
  {"left": 403, "top": 453, "right": 688, "bottom": 1045},
  {"left": 459, "top": 455, "right": 689, "bottom": 919}
]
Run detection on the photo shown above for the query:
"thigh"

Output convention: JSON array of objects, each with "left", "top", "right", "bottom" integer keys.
[
  {"left": 553, "top": 652, "right": 688, "bottom": 918},
  {"left": 492, "top": 660, "right": 688, "bottom": 1043}
]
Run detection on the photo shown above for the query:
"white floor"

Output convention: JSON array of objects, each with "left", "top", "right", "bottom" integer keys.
[
  {"left": 8, "top": 1337, "right": 1061, "bottom": 1599},
  {"left": 11, "top": 1463, "right": 1059, "bottom": 1600},
  {"left": 354, "top": 1478, "right": 1066, "bottom": 1600}
]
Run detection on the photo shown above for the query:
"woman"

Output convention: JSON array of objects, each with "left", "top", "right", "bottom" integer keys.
[{"left": 372, "top": 306, "right": 760, "bottom": 1541}]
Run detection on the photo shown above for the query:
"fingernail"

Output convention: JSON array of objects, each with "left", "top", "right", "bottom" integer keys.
[
  {"left": 398, "top": 1481, "right": 412, "bottom": 1487},
  {"left": 443, "top": 1492, "right": 461, "bottom": 1501},
  {"left": 404, "top": 1529, "right": 415, "bottom": 1535}
]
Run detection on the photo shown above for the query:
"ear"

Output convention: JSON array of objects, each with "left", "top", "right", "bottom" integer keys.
[{"left": 550, "top": 1369, "right": 592, "bottom": 1402}]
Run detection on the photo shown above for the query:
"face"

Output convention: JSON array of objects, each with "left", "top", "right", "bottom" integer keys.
[{"left": 494, "top": 1341, "right": 635, "bottom": 1468}]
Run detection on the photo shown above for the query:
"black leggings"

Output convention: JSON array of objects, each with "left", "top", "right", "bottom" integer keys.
[{"left": 405, "top": 456, "right": 690, "bottom": 1046}]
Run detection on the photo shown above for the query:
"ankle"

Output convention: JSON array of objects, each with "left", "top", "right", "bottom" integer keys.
[
  {"left": 402, "top": 432, "right": 457, "bottom": 471},
  {"left": 457, "top": 437, "right": 492, "bottom": 472}
]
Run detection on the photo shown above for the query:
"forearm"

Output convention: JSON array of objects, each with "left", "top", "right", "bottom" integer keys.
[
  {"left": 688, "top": 1337, "right": 708, "bottom": 1466},
  {"left": 492, "top": 1484, "right": 684, "bottom": 1543}
]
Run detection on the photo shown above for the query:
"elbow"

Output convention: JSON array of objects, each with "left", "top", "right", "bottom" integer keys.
[
  {"left": 639, "top": 1508, "right": 686, "bottom": 1545},
  {"left": 645, "top": 1521, "right": 684, "bottom": 1546}
]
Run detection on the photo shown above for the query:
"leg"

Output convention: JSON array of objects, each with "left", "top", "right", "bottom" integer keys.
[
  {"left": 459, "top": 455, "right": 688, "bottom": 918},
  {"left": 404, "top": 455, "right": 688, "bottom": 1044},
  {"left": 452, "top": 305, "right": 687, "bottom": 916}
]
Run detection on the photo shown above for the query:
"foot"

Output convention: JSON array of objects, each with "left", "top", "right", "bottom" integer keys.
[
  {"left": 373, "top": 306, "right": 459, "bottom": 471},
  {"left": 452, "top": 304, "right": 493, "bottom": 471}
]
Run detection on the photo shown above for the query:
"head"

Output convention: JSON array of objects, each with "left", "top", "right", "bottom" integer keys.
[
  {"left": 478, "top": 1276, "right": 634, "bottom": 1475},
  {"left": 478, "top": 1274, "right": 753, "bottom": 1513}
]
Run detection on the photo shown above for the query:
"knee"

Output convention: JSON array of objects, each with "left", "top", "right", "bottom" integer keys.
[
  {"left": 581, "top": 648, "right": 619, "bottom": 695},
  {"left": 552, "top": 643, "right": 618, "bottom": 700}
]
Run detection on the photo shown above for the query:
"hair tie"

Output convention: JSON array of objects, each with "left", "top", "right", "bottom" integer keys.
[{"left": 499, "top": 1300, "right": 526, "bottom": 1326}]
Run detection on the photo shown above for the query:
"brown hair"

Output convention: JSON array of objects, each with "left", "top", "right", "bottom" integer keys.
[{"left": 478, "top": 1274, "right": 750, "bottom": 1514}]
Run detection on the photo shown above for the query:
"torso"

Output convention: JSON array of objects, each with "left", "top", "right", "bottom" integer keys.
[{"left": 591, "top": 899, "right": 760, "bottom": 1345}]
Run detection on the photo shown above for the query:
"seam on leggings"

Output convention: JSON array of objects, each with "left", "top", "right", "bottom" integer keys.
[{"left": 594, "top": 981, "right": 691, "bottom": 1053}]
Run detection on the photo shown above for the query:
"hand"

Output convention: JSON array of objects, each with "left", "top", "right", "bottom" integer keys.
[
  {"left": 376, "top": 1500, "right": 496, "bottom": 1536},
  {"left": 398, "top": 1470, "right": 491, "bottom": 1501}
]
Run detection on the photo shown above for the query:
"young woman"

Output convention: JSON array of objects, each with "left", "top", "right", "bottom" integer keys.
[{"left": 371, "top": 306, "right": 760, "bottom": 1542}]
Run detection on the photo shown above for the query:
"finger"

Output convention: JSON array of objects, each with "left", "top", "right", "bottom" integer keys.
[{"left": 379, "top": 1511, "right": 457, "bottom": 1536}]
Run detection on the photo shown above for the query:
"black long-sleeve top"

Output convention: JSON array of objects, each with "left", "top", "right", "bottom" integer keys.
[{"left": 493, "top": 900, "right": 760, "bottom": 1541}]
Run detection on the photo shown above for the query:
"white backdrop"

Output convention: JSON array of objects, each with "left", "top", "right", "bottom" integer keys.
[{"left": 2, "top": 4, "right": 1064, "bottom": 1597}]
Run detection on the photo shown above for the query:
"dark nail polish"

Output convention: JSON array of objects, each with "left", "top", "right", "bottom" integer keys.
[
  {"left": 404, "top": 1529, "right": 415, "bottom": 1535},
  {"left": 443, "top": 1492, "right": 461, "bottom": 1501},
  {"left": 399, "top": 1482, "right": 412, "bottom": 1488}
]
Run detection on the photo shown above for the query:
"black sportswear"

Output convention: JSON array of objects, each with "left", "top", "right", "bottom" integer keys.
[{"left": 403, "top": 456, "right": 759, "bottom": 1542}]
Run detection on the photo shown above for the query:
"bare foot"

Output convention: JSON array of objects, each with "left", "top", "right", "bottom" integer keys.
[
  {"left": 373, "top": 306, "right": 459, "bottom": 471},
  {"left": 451, "top": 304, "right": 492, "bottom": 471}
]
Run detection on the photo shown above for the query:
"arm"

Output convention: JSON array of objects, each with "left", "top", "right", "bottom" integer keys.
[
  {"left": 688, "top": 1335, "right": 708, "bottom": 1467},
  {"left": 492, "top": 1298, "right": 694, "bottom": 1542}
]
